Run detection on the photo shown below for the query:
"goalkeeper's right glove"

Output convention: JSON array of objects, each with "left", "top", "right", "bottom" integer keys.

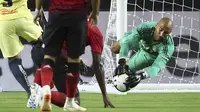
[{"left": 114, "top": 58, "right": 130, "bottom": 76}]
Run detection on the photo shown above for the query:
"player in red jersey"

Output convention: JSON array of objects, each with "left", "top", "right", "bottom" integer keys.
[
  {"left": 34, "top": 0, "right": 100, "bottom": 111},
  {"left": 51, "top": 22, "right": 115, "bottom": 108},
  {"left": 49, "top": 23, "right": 115, "bottom": 108},
  {"left": 28, "top": 17, "right": 115, "bottom": 108}
]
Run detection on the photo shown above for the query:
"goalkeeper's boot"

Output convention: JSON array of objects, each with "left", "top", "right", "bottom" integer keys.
[
  {"left": 27, "top": 83, "right": 42, "bottom": 108},
  {"left": 63, "top": 97, "right": 87, "bottom": 112},
  {"left": 41, "top": 85, "right": 52, "bottom": 112}
]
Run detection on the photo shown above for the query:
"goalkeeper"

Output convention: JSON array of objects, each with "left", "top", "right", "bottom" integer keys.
[{"left": 112, "top": 17, "right": 174, "bottom": 88}]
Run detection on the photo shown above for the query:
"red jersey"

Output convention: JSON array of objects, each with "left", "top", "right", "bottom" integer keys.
[
  {"left": 86, "top": 23, "right": 103, "bottom": 53},
  {"left": 49, "top": 0, "right": 88, "bottom": 13},
  {"left": 61, "top": 23, "right": 103, "bottom": 57}
]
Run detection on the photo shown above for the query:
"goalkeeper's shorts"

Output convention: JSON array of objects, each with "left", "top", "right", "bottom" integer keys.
[{"left": 128, "top": 50, "right": 156, "bottom": 72}]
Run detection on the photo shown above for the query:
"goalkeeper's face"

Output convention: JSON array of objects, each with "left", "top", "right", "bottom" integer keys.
[{"left": 154, "top": 18, "right": 173, "bottom": 41}]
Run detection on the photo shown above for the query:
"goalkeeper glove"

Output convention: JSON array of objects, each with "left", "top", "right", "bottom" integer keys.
[
  {"left": 114, "top": 58, "right": 130, "bottom": 76},
  {"left": 126, "top": 72, "right": 148, "bottom": 88}
]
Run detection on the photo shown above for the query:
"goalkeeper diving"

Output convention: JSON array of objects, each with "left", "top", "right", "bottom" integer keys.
[{"left": 112, "top": 17, "right": 174, "bottom": 89}]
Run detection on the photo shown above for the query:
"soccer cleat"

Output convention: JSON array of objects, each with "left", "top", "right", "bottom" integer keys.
[
  {"left": 27, "top": 83, "right": 42, "bottom": 109},
  {"left": 74, "top": 97, "right": 80, "bottom": 106},
  {"left": 63, "top": 97, "right": 87, "bottom": 112},
  {"left": 41, "top": 85, "right": 52, "bottom": 112}
]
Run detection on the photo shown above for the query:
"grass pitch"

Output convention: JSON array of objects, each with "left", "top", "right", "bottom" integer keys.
[{"left": 0, "top": 92, "right": 199, "bottom": 112}]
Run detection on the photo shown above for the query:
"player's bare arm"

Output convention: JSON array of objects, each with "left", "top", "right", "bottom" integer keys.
[
  {"left": 34, "top": 0, "right": 43, "bottom": 25},
  {"left": 89, "top": 0, "right": 100, "bottom": 25},
  {"left": 91, "top": 52, "right": 115, "bottom": 108},
  {"left": 111, "top": 41, "right": 120, "bottom": 54}
]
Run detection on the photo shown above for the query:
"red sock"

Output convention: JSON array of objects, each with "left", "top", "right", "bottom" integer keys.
[
  {"left": 41, "top": 65, "right": 53, "bottom": 87},
  {"left": 51, "top": 91, "right": 66, "bottom": 107},
  {"left": 34, "top": 68, "right": 42, "bottom": 86},
  {"left": 66, "top": 73, "right": 80, "bottom": 98}
]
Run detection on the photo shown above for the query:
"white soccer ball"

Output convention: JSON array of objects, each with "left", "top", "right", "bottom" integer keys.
[{"left": 113, "top": 74, "right": 130, "bottom": 92}]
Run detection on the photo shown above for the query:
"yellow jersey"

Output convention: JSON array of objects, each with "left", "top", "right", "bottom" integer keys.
[{"left": 0, "top": 0, "right": 33, "bottom": 20}]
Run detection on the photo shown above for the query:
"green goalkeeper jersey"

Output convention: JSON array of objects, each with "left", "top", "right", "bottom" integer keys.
[{"left": 119, "top": 22, "right": 174, "bottom": 77}]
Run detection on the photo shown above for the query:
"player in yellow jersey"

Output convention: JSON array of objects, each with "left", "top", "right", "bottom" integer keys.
[{"left": 0, "top": 0, "right": 42, "bottom": 98}]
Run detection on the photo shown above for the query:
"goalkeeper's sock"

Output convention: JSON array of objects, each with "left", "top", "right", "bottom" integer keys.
[
  {"left": 41, "top": 59, "right": 55, "bottom": 87},
  {"left": 34, "top": 68, "right": 42, "bottom": 86},
  {"left": 51, "top": 91, "right": 66, "bottom": 107},
  {"left": 66, "top": 63, "right": 80, "bottom": 98},
  {"left": 9, "top": 59, "right": 31, "bottom": 96}
]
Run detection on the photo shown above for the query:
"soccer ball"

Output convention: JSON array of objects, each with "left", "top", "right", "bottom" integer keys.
[{"left": 113, "top": 74, "right": 130, "bottom": 92}]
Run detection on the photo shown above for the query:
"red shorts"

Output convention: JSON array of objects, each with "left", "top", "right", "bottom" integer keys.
[{"left": 86, "top": 24, "right": 103, "bottom": 54}]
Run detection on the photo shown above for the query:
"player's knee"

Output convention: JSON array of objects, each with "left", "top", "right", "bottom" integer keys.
[
  {"left": 44, "top": 55, "right": 56, "bottom": 62},
  {"left": 67, "top": 57, "right": 80, "bottom": 63},
  {"left": 30, "top": 39, "right": 42, "bottom": 46},
  {"left": 42, "top": 58, "right": 55, "bottom": 68},
  {"left": 31, "top": 45, "right": 44, "bottom": 67},
  {"left": 8, "top": 55, "right": 20, "bottom": 61},
  {"left": 111, "top": 41, "right": 120, "bottom": 54}
]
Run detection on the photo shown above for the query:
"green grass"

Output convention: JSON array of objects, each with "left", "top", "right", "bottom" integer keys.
[{"left": 0, "top": 92, "right": 199, "bottom": 112}]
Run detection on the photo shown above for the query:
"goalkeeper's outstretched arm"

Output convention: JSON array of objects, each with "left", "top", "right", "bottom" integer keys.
[
  {"left": 112, "top": 24, "right": 144, "bottom": 77},
  {"left": 146, "top": 36, "right": 174, "bottom": 78},
  {"left": 111, "top": 24, "right": 144, "bottom": 58}
]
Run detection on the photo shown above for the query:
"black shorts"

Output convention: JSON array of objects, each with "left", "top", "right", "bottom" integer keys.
[{"left": 43, "top": 11, "right": 87, "bottom": 58}]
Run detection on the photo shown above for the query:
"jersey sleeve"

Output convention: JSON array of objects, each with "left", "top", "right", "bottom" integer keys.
[
  {"left": 119, "top": 24, "right": 144, "bottom": 58},
  {"left": 146, "top": 36, "right": 174, "bottom": 77},
  {"left": 87, "top": 24, "right": 103, "bottom": 53}
]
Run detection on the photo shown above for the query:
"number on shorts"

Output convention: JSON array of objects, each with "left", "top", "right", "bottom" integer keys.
[{"left": 3, "top": 0, "right": 13, "bottom": 7}]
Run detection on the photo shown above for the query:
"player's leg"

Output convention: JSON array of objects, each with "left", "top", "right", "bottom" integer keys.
[
  {"left": 64, "top": 12, "right": 87, "bottom": 112},
  {"left": 128, "top": 50, "right": 156, "bottom": 72},
  {"left": 52, "top": 56, "right": 81, "bottom": 107},
  {"left": 8, "top": 55, "right": 31, "bottom": 97},
  {"left": 0, "top": 19, "right": 33, "bottom": 98},
  {"left": 16, "top": 16, "right": 43, "bottom": 86},
  {"left": 13, "top": 17, "right": 44, "bottom": 108},
  {"left": 16, "top": 17, "right": 43, "bottom": 102},
  {"left": 29, "top": 55, "right": 81, "bottom": 108},
  {"left": 39, "top": 23, "right": 65, "bottom": 111},
  {"left": 53, "top": 56, "right": 67, "bottom": 94},
  {"left": 28, "top": 48, "right": 66, "bottom": 109},
  {"left": 30, "top": 39, "right": 45, "bottom": 86},
  {"left": 26, "top": 42, "right": 44, "bottom": 108},
  {"left": 29, "top": 46, "right": 80, "bottom": 108},
  {"left": 51, "top": 60, "right": 73, "bottom": 108}
]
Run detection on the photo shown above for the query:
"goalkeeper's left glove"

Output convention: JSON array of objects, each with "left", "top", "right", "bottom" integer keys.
[
  {"left": 126, "top": 72, "right": 148, "bottom": 88},
  {"left": 114, "top": 58, "right": 130, "bottom": 76}
]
